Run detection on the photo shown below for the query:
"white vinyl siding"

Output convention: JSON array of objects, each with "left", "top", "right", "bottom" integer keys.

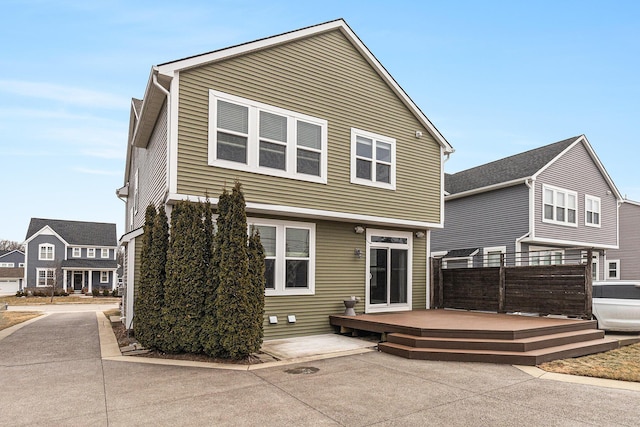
[
  {"left": 350, "top": 128, "right": 396, "bottom": 190},
  {"left": 543, "top": 185, "right": 577, "bottom": 227},
  {"left": 209, "top": 90, "right": 328, "bottom": 184}
]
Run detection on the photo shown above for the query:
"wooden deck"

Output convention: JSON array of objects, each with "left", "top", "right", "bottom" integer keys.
[{"left": 329, "top": 309, "right": 619, "bottom": 365}]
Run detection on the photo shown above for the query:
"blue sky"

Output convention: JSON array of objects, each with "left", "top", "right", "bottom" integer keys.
[{"left": 2, "top": 0, "right": 639, "bottom": 242}]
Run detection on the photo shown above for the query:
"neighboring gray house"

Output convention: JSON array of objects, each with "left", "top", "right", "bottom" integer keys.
[
  {"left": 24, "top": 218, "right": 118, "bottom": 292},
  {"left": 0, "top": 250, "right": 25, "bottom": 295},
  {"left": 432, "top": 135, "right": 623, "bottom": 280},
  {"left": 604, "top": 199, "right": 640, "bottom": 281}
]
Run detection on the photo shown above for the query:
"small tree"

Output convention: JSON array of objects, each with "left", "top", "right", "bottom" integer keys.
[
  {"left": 201, "top": 195, "right": 222, "bottom": 356},
  {"left": 215, "top": 182, "right": 265, "bottom": 358},
  {"left": 247, "top": 227, "right": 266, "bottom": 351},
  {"left": 133, "top": 205, "right": 157, "bottom": 347}
]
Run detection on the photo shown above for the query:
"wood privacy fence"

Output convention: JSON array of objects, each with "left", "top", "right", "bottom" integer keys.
[{"left": 431, "top": 250, "right": 593, "bottom": 318}]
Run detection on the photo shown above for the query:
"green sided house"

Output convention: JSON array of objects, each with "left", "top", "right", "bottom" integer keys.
[{"left": 117, "top": 19, "right": 453, "bottom": 339}]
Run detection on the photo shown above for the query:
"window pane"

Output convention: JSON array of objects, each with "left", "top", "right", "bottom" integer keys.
[
  {"left": 255, "top": 226, "right": 276, "bottom": 256},
  {"left": 286, "top": 228, "right": 309, "bottom": 257},
  {"left": 586, "top": 212, "right": 593, "bottom": 223},
  {"left": 376, "top": 142, "right": 391, "bottom": 162},
  {"left": 297, "top": 149, "right": 320, "bottom": 176},
  {"left": 593, "top": 212, "right": 599, "bottom": 225},
  {"left": 557, "top": 192, "right": 565, "bottom": 207},
  {"left": 586, "top": 198, "right": 593, "bottom": 211},
  {"left": 371, "top": 236, "right": 407, "bottom": 244},
  {"left": 259, "top": 141, "right": 286, "bottom": 170},
  {"left": 286, "top": 260, "right": 308, "bottom": 288},
  {"left": 259, "top": 111, "right": 287, "bottom": 142},
  {"left": 217, "top": 100, "right": 248, "bottom": 133},
  {"left": 568, "top": 209, "right": 576, "bottom": 224},
  {"left": 544, "top": 204, "right": 554, "bottom": 220},
  {"left": 556, "top": 207, "right": 565, "bottom": 222},
  {"left": 356, "top": 136, "right": 372, "bottom": 158},
  {"left": 376, "top": 163, "right": 390, "bottom": 183},
  {"left": 567, "top": 194, "right": 576, "bottom": 209},
  {"left": 544, "top": 189, "right": 553, "bottom": 204},
  {"left": 390, "top": 249, "right": 408, "bottom": 304},
  {"left": 217, "top": 132, "right": 247, "bottom": 163},
  {"left": 264, "top": 259, "right": 275, "bottom": 289},
  {"left": 356, "top": 159, "right": 371, "bottom": 180},
  {"left": 297, "top": 121, "right": 321, "bottom": 149}
]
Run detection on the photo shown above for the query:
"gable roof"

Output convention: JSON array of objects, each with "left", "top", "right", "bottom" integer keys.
[
  {"left": 25, "top": 218, "right": 117, "bottom": 247},
  {"left": 0, "top": 249, "right": 24, "bottom": 260},
  {"left": 446, "top": 136, "right": 580, "bottom": 196},
  {"left": 127, "top": 18, "right": 452, "bottom": 158}
]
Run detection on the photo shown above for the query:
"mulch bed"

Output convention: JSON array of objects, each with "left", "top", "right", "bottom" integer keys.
[{"left": 110, "top": 320, "right": 266, "bottom": 365}]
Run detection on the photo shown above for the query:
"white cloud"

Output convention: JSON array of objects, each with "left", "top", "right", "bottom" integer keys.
[{"left": 0, "top": 80, "right": 128, "bottom": 109}]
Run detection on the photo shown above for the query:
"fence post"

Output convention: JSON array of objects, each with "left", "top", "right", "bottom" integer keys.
[
  {"left": 498, "top": 252, "right": 506, "bottom": 313},
  {"left": 585, "top": 248, "right": 593, "bottom": 319}
]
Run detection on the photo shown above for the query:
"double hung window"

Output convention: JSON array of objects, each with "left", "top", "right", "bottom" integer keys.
[
  {"left": 543, "top": 185, "right": 577, "bottom": 226},
  {"left": 209, "top": 90, "right": 327, "bottom": 183},
  {"left": 37, "top": 269, "right": 54, "bottom": 287},
  {"left": 607, "top": 260, "right": 620, "bottom": 279},
  {"left": 72, "top": 247, "right": 81, "bottom": 257},
  {"left": 100, "top": 271, "right": 109, "bottom": 283},
  {"left": 350, "top": 128, "right": 396, "bottom": 189},
  {"left": 249, "top": 219, "right": 315, "bottom": 296},
  {"left": 87, "top": 248, "right": 95, "bottom": 258},
  {"left": 101, "top": 248, "right": 110, "bottom": 259},
  {"left": 585, "top": 195, "right": 601, "bottom": 227},
  {"left": 39, "top": 244, "right": 54, "bottom": 261}
]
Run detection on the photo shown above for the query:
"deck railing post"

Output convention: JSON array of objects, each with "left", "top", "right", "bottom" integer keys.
[
  {"left": 498, "top": 252, "right": 506, "bottom": 313},
  {"left": 585, "top": 248, "right": 593, "bottom": 319}
]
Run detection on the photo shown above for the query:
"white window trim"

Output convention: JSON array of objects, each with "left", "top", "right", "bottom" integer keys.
[
  {"left": 542, "top": 184, "right": 577, "bottom": 227},
  {"left": 350, "top": 128, "right": 396, "bottom": 190},
  {"left": 36, "top": 268, "right": 55, "bottom": 287},
  {"left": 208, "top": 90, "right": 328, "bottom": 184},
  {"left": 0, "top": 262, "right": 15, "bottom": 267},
  {"left": 101, "top": 248, "right": 109, "bottom": 259},
  {"left": 247, "top": 218, "right": 316, "bottom": 296},
  {"left": 529, "top": 246, "right": 565, "bottom": 265},
  {"left": 72, "top": 247, "right": 81, "bottom": 258},
  {"left": 607, "top": 259, "right": 620, "bottom": 280},
  {"left": 585, "top": 194, "right": 601, "bottom": 228},
  {"left": 365, "top": 229, "right": 412, "bottom": 313},
  {"left": 133, "top": 168, "right": 139, "bottom": 215},
  {"left": 38, "top": 243, "right": 55, "bottom": 261},
  {"left": 87, "top": 248, "right": 95, "bottom": 258},
  {"left": 100, "top": 271, "right": 109, "bottom": 283},
  {"left": 483, "top": 246, "right": 506, "bottom": 267}
]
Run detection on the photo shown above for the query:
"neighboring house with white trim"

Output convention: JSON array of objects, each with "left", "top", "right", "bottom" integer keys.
[
  {"left": 604, "top": 199, "right": 640, "bottom": 281},
  {"left": 432, "top": 135, "right": 622, "bottom": 279},
  {"left": 117, "top": 19, "right": 453, "bottom": 336},
  {"left": 0, "top": 250, "right": 25, "bottom": 296},
  {"left": 24, "top": 218, "right": 118, "bottom": 293}
]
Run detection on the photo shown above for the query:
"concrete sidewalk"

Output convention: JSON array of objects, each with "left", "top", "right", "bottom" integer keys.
[{"left": 1, "top": 312, "right": 639, "bottom": 426}]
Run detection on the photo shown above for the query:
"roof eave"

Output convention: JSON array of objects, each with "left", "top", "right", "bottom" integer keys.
[{"left": 445, "top": 177, "right": 530, "bottom": 201}]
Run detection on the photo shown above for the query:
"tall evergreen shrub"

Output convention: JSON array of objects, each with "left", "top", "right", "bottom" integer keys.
[
  {"left": 215, "top": 182, "right": 265, "bottom": 358},
  {"left": 201, "top": 195, "right": 223, "bottom": 356},
  {"left": 134, "top": 204, "right": 156, "bottom": 347},
  {"left": 146, "top": 205, "right": 168, "bottom": 349}
]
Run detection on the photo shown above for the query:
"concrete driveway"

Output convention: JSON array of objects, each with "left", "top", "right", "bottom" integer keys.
[{"left": 1, "top": 311, "right": 639, "bottom": 426}]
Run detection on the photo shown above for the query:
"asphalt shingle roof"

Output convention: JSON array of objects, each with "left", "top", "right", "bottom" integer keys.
[
  {"left": 446, "top": 136, "right": 581, "bottom": 195},
  {"left": 26, "top": 218, "right": 117, "bottom": 246},
  {"left": 61, "top": 259, "right": 117, "bottom": 269}
]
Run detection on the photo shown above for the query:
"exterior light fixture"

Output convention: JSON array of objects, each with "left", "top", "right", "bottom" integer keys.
[
  {"left": 354, "top": 225, "right": 365, "bottom": 234},
  {"left": 415, "top": 231, "right": 426, "bottom": 239},
  {"left": 354, "top": 248, "right": 362, "bottom": 258},
  {"left": 268, "top": 316, "right": 278, "bottom": 324}
]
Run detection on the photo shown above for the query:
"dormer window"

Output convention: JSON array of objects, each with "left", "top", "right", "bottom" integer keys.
[
  {"left": 87, "top": 248, "right": 95, "bottom": 258},
  {"left": 72, "top": 247, "right": 81, "bottom": 257}
]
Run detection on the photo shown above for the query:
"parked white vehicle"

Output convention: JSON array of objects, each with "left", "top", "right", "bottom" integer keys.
[{"left": 592, "top": 281, "right": 640, "bottom": 332}]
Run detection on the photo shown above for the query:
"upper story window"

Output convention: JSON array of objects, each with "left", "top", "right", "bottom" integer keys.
[
  {"left": 543, "top": 185, "right": 577, "bottom": 226},
  {"left": 39, "top": 244, "right": 55, "bottom": 261},
  {"left": 100, "top": 271, "right": 109, "bottom": 283},
  {"left": 249, "top": 218, "right": 315, "bottom": 296},
  {"left": 209, "top": 90, "right": 327, "bottom": 184},
  {"left": 585, "top": 195, "right": 601, "bottom": 227},
  {"left": 72, "top": 247, "right": 81, "bottom": 257},
  {"left": 350, "top": 128, "right": 396, "bottom": 190},
  {"left": 87, "top": 248, "right": 95, "bottom": 258},
  {"left": 101, "top": 248, "right": 109, "bottom": 259}
]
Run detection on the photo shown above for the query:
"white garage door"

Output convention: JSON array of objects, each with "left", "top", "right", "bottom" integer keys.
[{"left": 0, "top": 279, "right": 19, "bottom": 296}]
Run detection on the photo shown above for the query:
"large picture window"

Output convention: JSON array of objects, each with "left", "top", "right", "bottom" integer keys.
[
  {"left": 209, "top": 90, "right": 327, "bottom": 183},
  {"left": 542, "top": 185, "right": 577, "bottom": 226},
  {"left": 37, "top": 269, "right": 54, "bottom": 287},
  {"left": 250, "top": 219, "right": 315, "bottom": 296},
  {"left": 38, "top": 244, "right": 55, "bottom": 261},
  {"left": 350, "top": 128, "right": 396, "bottom": 190}
]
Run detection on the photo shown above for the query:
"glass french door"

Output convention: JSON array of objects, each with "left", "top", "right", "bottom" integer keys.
[{"left": 366, "top": 230, "right": 411, "bottom": 312}]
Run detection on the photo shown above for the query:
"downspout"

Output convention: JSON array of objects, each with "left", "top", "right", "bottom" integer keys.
[{"left": 515, "top": 178, "right": 535, "bottom": 266}]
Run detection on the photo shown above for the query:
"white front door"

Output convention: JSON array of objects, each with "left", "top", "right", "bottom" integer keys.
[{"left": 365, "top": 229, "right": 412, "bottom": 313}]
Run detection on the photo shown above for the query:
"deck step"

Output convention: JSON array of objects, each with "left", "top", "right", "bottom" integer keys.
[
  {"left": 387, "top": 329, "right": 606, "bottom": 352},
  {"left": 378, "top": 337, "right": 619, "bottom": 365}
]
